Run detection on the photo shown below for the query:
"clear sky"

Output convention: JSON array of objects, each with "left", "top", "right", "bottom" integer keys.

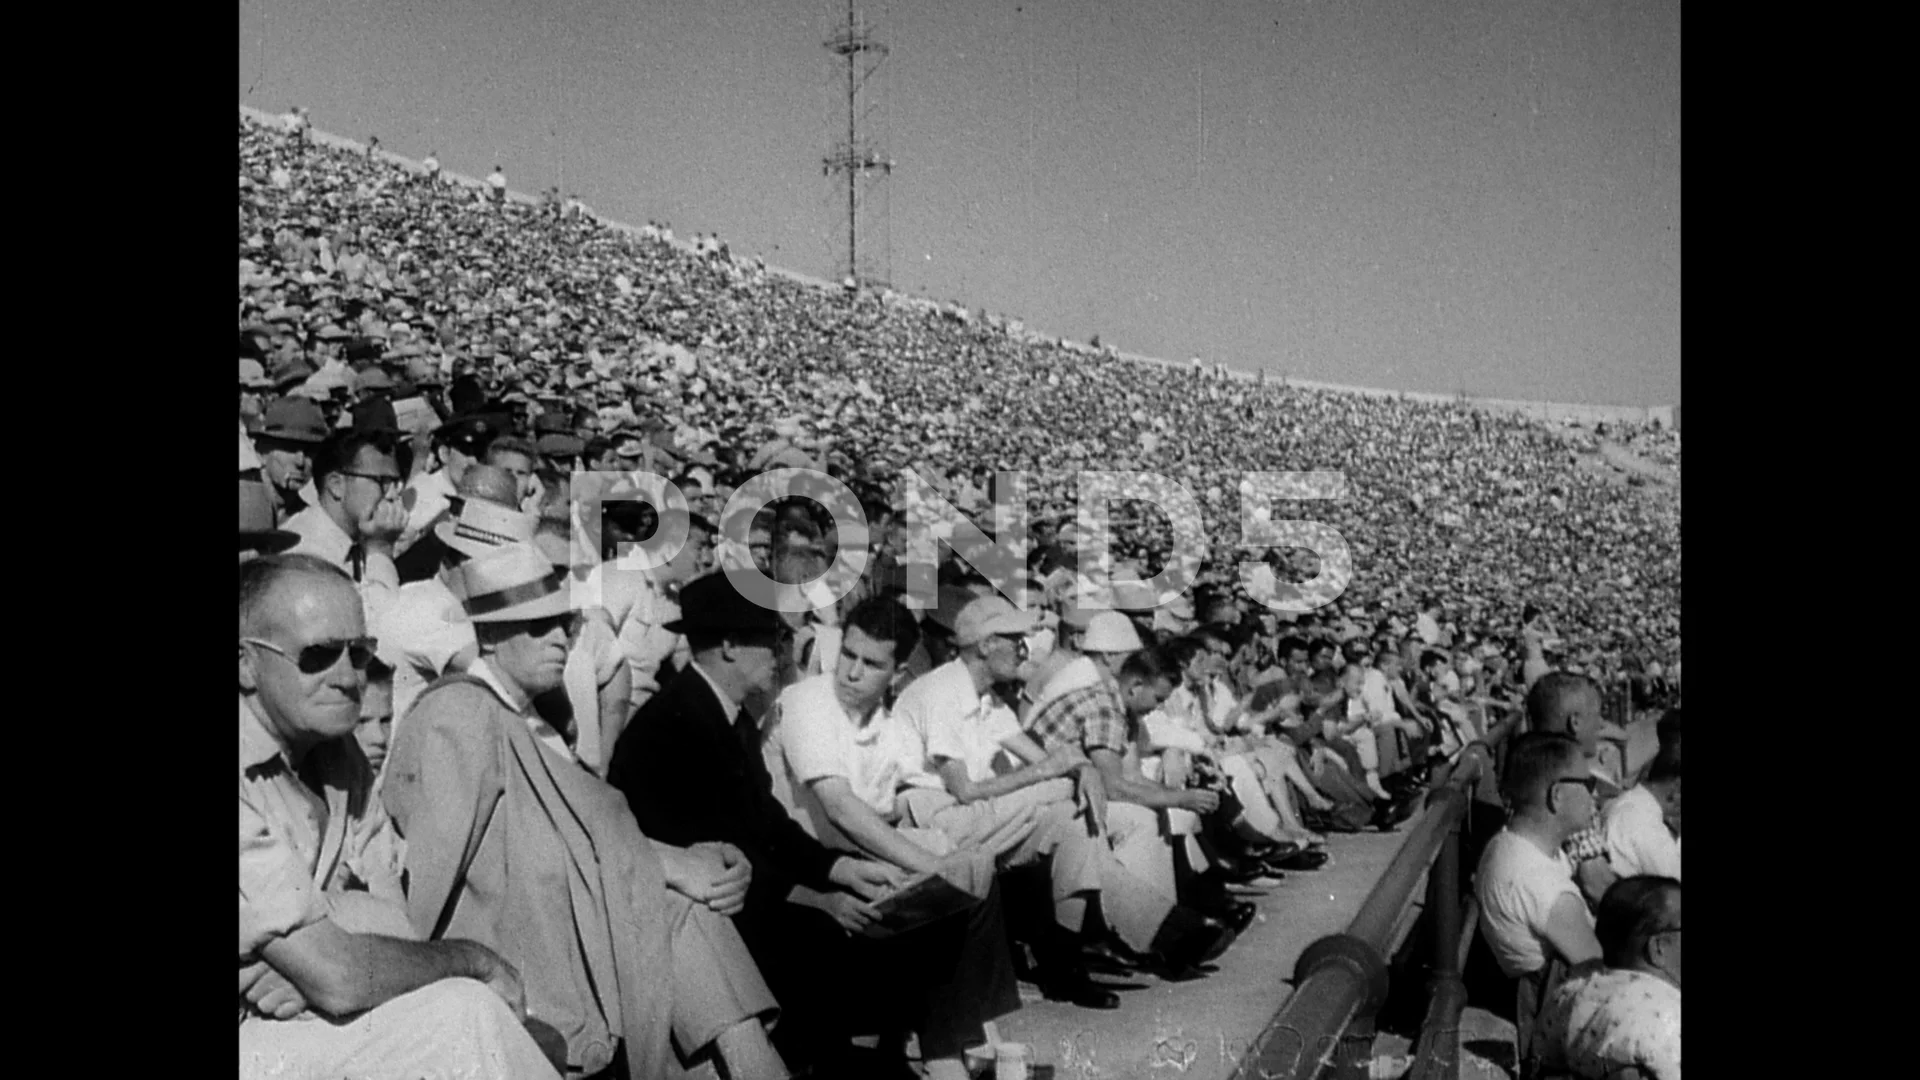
[{"left": 238, "top": 0, "right": 1679, "bottom": 406}]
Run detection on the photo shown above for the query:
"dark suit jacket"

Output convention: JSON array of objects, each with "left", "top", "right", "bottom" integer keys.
[
  {"left": 607, "top": 666, "right": 842, "bottom": 921},
  {"left": 394, "top": 529, "right": 451, "bottom": 584}
]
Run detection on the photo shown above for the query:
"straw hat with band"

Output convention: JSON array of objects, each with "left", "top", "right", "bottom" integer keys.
[
  {"left": 435, "top": 496, "right": 538, "bottom": 559},
  {"left": 451, "top": 544, "right": 573, "bottom": 624}
]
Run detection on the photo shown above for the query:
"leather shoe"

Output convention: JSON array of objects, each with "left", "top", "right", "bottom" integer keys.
[
  {"left": 1149, "top": 905, "right": 1238, "bottom": 972},
  {"left": 1266, "top": 849, "right": 1329, "bottom": 873},
  {"left": 1035, "top": 973, "right": 1122, "bottom": 1010}
]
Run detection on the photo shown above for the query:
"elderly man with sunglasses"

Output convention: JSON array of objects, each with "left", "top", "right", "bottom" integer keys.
[
  {"left": 285, "top": 429, "right": 409, "bottom": 634},
  {"left": 382, "top": 542, "right": 788, "bottom": 1080},
  {"left": 239, "top": 554, "right": 561, "bottom": 1079}
]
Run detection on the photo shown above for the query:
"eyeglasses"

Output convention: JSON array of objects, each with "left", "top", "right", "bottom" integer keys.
[
  {"left": 992, "top": 633, "right": 1031, "bottom": 656},
  {"left": 341, "top": 471, "right": 405, "bottom": 495},
  {"left": 243, "top": 636, "right": 378, "bottom": 675}
]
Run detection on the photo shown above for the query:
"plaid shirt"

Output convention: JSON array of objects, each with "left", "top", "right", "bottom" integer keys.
[
  {"left": 1563, "top": 825, "right": 1608, "bottom": 864},
  {"left": 1028, "top": 681, "right": 1132, "bottom": 758}
]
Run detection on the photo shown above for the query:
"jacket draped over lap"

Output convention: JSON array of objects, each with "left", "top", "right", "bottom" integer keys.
[{"left": 384, "top": 674, "right": 733, "bottom": 1078}]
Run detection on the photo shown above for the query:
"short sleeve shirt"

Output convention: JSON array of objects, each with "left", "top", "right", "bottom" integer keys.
[
  {"left": 1475, "top": 828, "right": 1591, "bottom": 978},
  {"left": 1028, "top": 680, "right": 1131, "bottom": 758},
  {"left": 1535, "top": 967, "right": 1682, "bottom": 1080},
  {"left": 777, "top": 674, "right": 918, "bottom": 817},
  {"left": 895, "top": 660, "right": 1022, "bottom": 783},
  {"left": 239, "top": 698, "right": 405, "bottom": 965}
]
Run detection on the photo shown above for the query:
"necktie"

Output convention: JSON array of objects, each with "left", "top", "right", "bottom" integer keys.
[{"left": 346, "top": 543, "right": 366, "bottom": 582}]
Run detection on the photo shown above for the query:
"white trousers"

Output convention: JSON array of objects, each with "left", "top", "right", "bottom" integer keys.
[{"left": 238, "top": 977, "right": 561, "bottom": 1080}]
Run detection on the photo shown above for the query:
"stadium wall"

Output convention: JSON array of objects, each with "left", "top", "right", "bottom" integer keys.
[{"left": 240, "top": 106, "right": 1677, "bottom": 428}]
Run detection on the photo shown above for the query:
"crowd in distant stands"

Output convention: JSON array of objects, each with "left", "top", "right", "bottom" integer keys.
[{"left": 238, "top": 109, "right": 1680, "bottom": 1079}]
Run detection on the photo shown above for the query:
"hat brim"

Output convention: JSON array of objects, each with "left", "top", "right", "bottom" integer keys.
[
  {"left": 240, "top": 529, "right": 301, "bottom": 554},
  {"left": 956, "top": 607, "right": 1043, "bottom": 646},
  {"left": 465, "top": 574, "right": 573, "bottom": 624},
  {"left": 255, "top": 430, "right": 329, "bottom": 446}
]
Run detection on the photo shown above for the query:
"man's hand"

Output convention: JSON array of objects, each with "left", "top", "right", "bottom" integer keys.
[
  {"left": 659, "top": 842, "right": 754, "bottom": 916},
  {"left": 828, "top": 856, "right": 908, "bottom": 902},
  {"left": 358, "top": 496, "right": 408, "bottom": 552},
  {"left": 818, "top": 891, "right": 882, "bottom": 935},
  {"left": 239, "top": 960, "right": 309, "bottom": 1020},
  {"left": 465, "top": 944, "right": 528, "bottom": 1018},
  {"left": 1576, "top": 857, "right": 1619, "bottom": 906},
  {"left": 1179, "top": 788, "right": 1223, "bottom": 814}
]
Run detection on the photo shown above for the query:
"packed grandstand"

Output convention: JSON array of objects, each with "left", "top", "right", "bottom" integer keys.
[
  {"left": 239, "top": 106, "right": 1681, "bottom": 1080},
  {"left": 238, "top": 109, "right": 1679, "bottom": 683}
]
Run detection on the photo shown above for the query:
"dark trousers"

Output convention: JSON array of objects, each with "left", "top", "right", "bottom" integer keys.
[{"left": 735, "top": 879, "right": 1020, "bottom": 1066}]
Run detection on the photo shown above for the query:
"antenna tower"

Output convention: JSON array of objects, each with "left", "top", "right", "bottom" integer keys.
[{"left": 823, "top": 0, "right": 893, "bottom": 289}]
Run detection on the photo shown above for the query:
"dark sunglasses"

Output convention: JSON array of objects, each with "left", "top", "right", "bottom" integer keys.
[
  {"left": 244, "top": 636, "right": 378, "bottom": 675},
  {"left": 521, "top": 612, "right": 585, "bottom": 639}
]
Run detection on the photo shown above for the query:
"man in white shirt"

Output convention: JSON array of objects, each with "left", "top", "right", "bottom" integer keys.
[
  {"left": 284, "top": 430, "right": 407, "bottom": 637},
  {"left": 422, "top": 150, "right": 440, "bottom": 183},
  {"left": 487, "top": 165, "right": 507, "bottom": 204},
  {"left": 894, "top": 597, "right": 1207, "bottom": 1003},
  {"left": 1475, "top": 732, "right": 1606, "bottom": 1072},
  {"left": 1600, "top": 743, "right": 1680, "bottom": 882}
]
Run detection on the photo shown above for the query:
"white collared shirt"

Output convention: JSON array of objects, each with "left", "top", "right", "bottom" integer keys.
[
  {"left": 284, "top": 502, "right": 399, "bottom": 633},
  {"left": 892, "top": 659, "right": 1018, "bottom": 787}
]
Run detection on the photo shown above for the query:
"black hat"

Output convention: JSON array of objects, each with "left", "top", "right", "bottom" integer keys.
[
  {"left": 432, "top": 411, "right": 502, "bottom": 457},
  {"left": 664, "top": 572, "right": 786, "bottom": 637},
  {"left": 351, "top": 397, "right": 401, "bottom": 436}
]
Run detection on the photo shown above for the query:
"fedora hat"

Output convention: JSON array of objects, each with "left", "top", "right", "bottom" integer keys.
[
  {"left": 663, "top": 572, "right": 785, "bottom": 637},
  {"left": 256, "top": 396, "right": 330, "bottom": 444},
  {"left": 435, "top": 493, "right": 538, "bottom": 558},
  {"left": 450, "top": 543, "right": 573, "bottom": 624},
  {"left": 239, "top": 479, "right": 299, "bottom": 554}
]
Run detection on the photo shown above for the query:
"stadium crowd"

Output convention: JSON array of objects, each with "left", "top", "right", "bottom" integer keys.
[{"left": 238, "top": 110, "right": 1681, "bottom": 1079}]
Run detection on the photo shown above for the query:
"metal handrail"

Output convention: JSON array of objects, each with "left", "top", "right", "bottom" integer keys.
[{"left": 1231, "top": 718, "right": 1516, "bottom": 1080}]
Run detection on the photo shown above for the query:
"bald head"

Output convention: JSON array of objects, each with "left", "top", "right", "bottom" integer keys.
[
  {"left": 239, "top": 553, "right": 357, "bottom": 639},
  {"left": 456, "top": 464, "right": 520, "bottom": 508}
]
